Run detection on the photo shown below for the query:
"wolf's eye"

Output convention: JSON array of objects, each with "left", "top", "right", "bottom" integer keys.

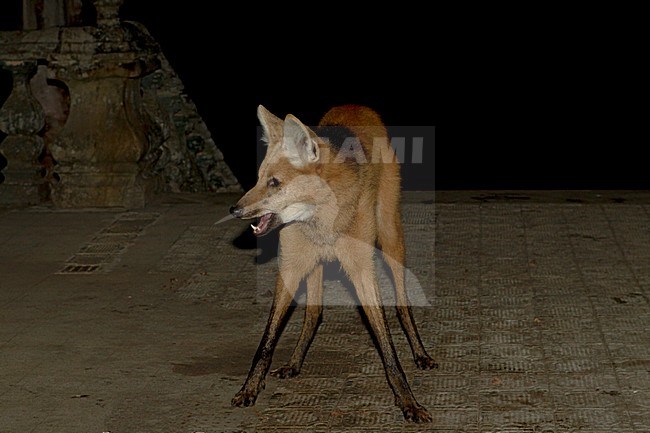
[{"left": 267, "top": 177, "right": 280, "bottom": 187}]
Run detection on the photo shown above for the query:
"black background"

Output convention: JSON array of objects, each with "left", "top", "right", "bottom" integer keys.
[{"left": 2, "top": 3, "right": 645, "bottom": 191}]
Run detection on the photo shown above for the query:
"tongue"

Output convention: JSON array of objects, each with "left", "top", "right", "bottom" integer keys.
[
  {"left": 253, "top": 213, "right": 273, "bottom": 236},
  {"left": 258, "top": 213, "right": 272, "bottom": 231}
]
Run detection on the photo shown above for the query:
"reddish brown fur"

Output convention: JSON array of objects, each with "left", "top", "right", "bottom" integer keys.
[{"left": 230, "top": 105, "right": 436, "bottom": 423}]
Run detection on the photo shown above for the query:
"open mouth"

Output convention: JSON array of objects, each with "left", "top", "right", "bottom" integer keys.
[{"left": 250, "top": 213, "right": 276, "bottom": 237}]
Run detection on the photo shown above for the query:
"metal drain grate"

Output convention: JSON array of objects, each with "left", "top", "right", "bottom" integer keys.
[
  {"left": 79, "top": 243, "right": 126, "bottom": 255},
  {"left": 57, "top": 264, "right": 101, "bottom": 274}
]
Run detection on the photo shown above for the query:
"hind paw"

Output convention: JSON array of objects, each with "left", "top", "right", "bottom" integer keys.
[
  {"left": 402, "top": 403, "right": 433, "bottom": 423},
  {"left": 415, "top": 354, "right": 439, "bottom": 370},
  {"left": 231, "top": 388, "right": 258, "bottom": 407},
  {"left": 270, "top": 365, "right": 300, "bottom": 379}
]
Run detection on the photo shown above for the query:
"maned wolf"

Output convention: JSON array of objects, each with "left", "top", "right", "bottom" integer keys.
[{"left": 229, "top": 105, "right": 436, "bottom": 422}]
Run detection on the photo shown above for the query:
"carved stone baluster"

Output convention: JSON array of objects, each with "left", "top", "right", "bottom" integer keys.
[
  {"left": 0, "top": 60, "right": 45, "bottom": 205},
  {"left": 48, "top": 0, "right": 159, "bottom": 208},
  {"left": 94, "top": 0, "right": 123, "bottom": 28}
]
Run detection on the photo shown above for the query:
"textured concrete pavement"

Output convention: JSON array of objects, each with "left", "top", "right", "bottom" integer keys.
[{"left": 1, "top": 191, "right": 650, "bottom": 432}]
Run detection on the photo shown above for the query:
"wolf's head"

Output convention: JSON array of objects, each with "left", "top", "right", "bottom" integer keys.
[{"left": 230, "top": 105, "right": 333, "bottom": 237}]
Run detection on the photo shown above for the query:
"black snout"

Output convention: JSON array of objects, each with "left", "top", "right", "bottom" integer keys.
[{"left": 230, "top": 205, "right": 244, "bottom": 218}]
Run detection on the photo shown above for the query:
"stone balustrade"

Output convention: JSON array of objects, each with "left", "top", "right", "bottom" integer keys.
[{"left": 0, "top": 0, "right": 240, "bottom": 208}]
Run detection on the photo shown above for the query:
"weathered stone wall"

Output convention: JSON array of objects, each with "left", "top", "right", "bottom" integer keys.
[
  {"left": 137, "top": 31, "right": 241, "bottom": 194},
  {"left": 0, "top": 0, "right": 241, "bottom": 208}
]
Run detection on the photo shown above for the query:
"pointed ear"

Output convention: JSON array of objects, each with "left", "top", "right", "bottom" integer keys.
[
  {"left": 283, "top": 114, "right": 319, "bottom": 167},
  {"left": 257, "top": 105, "right": 283, "bottom": 146}
]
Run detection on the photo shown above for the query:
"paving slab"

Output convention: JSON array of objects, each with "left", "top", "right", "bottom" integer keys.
[{"left": 1, "top": 191, "right": 649, "bottom": 432}]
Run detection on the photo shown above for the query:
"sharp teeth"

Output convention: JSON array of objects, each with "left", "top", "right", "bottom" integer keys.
[{"left": 251, "top": 224, "right": 258, "bottom": 231}]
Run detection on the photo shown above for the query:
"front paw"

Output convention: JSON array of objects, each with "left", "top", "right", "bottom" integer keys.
[
  {"left": 402, "top": 403, "right": 433, "bottom": 423},
  {"left": 270, "top": 365, "right": 300, "bottom": 379},
  {"left": 415, "top": 354, "right": 439, "bottom": 370},
  {"left": 231, "top": 388, "right": 258, "bottom": 407}
]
